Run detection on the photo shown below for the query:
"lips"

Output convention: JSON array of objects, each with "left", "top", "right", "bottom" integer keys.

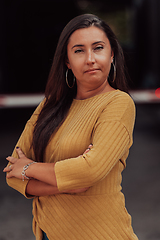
[{"left": 84, "top": 68, "right": 100, "bottom": 73}]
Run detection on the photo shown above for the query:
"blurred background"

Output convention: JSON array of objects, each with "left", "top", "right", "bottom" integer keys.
[{"left": 0, "top": 0, "right": 160, "bottom": 239}]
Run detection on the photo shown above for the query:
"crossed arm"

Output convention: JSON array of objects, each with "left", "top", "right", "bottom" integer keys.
[{"left": 3, "top": 147, "right": 91, "bottom": 196}]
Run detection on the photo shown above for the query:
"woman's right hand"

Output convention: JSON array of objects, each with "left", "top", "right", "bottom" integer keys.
[
  {"left": 83, "top": 144, "right": 93, "bottom": 154},
  {"left": 78, "top": 144, "right": 93, "bottom": 157},
  {"left": 26, "top": 144, "right": 93, "bottom": 196}
]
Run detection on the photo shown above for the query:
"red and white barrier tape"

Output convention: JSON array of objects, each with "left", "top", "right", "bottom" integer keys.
[
  {"left": 0, "top": 89, "right": 160, "bottom": 108},
  {"left": 130, "top": 89, "right": 160, "bottom": 104},
  {"left": 0, "top": 94, "right": 44, "bottom": 108}
]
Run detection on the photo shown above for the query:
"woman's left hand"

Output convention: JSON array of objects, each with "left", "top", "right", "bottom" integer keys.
[{"left": 3, "top": 147, "right": 34, "bottom": 180}]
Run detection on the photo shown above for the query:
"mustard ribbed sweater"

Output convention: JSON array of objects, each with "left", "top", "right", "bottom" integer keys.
[{"left": 7, "top": 90, "right": 138, "bottom": 240}]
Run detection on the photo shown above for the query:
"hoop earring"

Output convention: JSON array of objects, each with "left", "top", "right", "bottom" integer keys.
[
  {"left": 111, "top": 61, "right": 116, "bottom": 83},
  {"left": 66, "top": 69, "right": 75, "bottom": 88}
]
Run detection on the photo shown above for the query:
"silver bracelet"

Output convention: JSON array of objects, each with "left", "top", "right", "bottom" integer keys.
[{"left": 21, "top": 162, "right": 36, "bottom": 181}]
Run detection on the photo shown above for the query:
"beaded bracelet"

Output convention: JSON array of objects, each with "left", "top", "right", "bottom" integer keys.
[{"left": 21, "top": 162, "right": 36, "bottom": 181}]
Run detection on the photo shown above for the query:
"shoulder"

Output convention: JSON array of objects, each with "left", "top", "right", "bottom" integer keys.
[
  {"left": 27, "top": 98, "right": 46, "bottom": 125},
  {"left": 113, "top": 90, "right": 135, "bottom": 116},
  {"left": 108, "top": 90, "right": 135, "bottom": 106},
  {"left": 100, "top": 90, "right": 135, "bottom": 114},
  {"left": 98, "top": 90, "right": 136, "bottom": 132},
  {"left": 110, "top": 90, "right": 136, "bottom": 134},
  {"left": 94, "top": 90, "right": 134, "bottom": 107}
]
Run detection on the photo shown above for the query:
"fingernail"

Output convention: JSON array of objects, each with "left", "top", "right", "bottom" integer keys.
[{"left": 16, "top": 146, "right": 19, "bottom": 149}]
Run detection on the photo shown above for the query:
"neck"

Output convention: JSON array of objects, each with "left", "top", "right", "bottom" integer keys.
[{"left": 76, "top": 81, "right": 115, "bottom": 100}]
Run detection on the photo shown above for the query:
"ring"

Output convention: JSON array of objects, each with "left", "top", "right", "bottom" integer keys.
[{"left": 9, "top": 165, "right": 12, "bottom": 171}]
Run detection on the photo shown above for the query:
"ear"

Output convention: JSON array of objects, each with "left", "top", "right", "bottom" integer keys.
[
  {"left": 111, "top": 50, "right": 114, "bottom": 62},
  {"left": 65, "top": 57, "right": 71, "bottom": 69}
]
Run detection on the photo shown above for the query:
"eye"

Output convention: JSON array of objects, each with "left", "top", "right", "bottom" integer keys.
[
  {"left": 74, "top": 49, "right": 84, "bottom": 53},
  {"left": 94, "top": 45, "right": 104, "bottom": 51}
]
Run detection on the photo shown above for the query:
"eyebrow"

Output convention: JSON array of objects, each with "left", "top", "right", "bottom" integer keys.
[{"left": 71, "top": 41, "right": 105, "bottom": 49}]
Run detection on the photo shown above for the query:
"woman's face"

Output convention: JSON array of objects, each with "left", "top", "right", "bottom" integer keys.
[{"left": 66, "top": 26, "right": 114, "bottom": 91}]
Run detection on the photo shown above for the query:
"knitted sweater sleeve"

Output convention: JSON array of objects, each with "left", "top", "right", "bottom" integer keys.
[
  {"left": 55, "top": 94, "right": 135, "bottom": 191},
  {"left": 6, "top": 100, "right": 45, "bottom": 198}
]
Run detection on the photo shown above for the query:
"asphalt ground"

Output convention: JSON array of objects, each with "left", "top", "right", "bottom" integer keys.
[{"left": 0, "top": 103, "right": 160, "bottom": 240}]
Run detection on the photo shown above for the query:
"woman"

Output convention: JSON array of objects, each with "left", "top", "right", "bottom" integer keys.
[{"left": 3, "top": 14, "right": 138, "bottom": 240}]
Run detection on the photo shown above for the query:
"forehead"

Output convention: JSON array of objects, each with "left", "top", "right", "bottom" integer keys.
[{"left": 68, "top": 26, "right": 109, "bottom": 46}]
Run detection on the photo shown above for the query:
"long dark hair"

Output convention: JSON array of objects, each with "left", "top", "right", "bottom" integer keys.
[{"left": 33, "top": 14, "right": 129, "bottom": 162}]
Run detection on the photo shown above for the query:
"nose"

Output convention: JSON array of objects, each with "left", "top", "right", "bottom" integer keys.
[{"left": 86, "top": 50, "right": 95, "bottom": 64}]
